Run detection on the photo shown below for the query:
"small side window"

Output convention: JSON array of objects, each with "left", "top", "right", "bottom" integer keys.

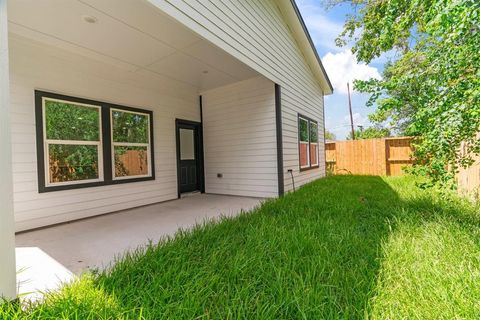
[
  {"left": 298, "top": 114, "right": 319, "bottom": 170},
  {"left": 299, "top": 117, "right": 310, "bottom": 168}
]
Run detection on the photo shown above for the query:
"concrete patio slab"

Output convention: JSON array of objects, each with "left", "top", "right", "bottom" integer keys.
[{"left": 15, "top": 194, "right": 263, "bottom": 300}]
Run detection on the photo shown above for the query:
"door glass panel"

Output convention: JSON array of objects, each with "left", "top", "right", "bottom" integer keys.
[{"left": 180, "top": 128, "right": 195, "bottom": 160}]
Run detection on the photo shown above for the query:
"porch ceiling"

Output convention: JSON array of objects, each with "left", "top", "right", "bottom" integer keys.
[{"left": 7, "top": 0, "right": 258, "bottom": 91}]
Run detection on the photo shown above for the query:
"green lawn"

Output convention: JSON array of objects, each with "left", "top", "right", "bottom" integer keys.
[{"left": 2, "top": 175, "right": 480, "bottom": 319}]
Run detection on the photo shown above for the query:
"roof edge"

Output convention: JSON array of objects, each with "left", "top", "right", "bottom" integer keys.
[{"left": 283, "top": 0, "right": 334, "bottom": 94}]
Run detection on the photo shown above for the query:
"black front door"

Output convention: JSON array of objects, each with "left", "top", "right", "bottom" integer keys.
[{"left": 176, "top": 120, "right": 203, "bottom": 195}]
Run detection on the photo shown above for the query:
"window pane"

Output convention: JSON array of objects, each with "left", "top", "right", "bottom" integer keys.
[
  {"left": 310, "top": 143, "right": 318, "bottom": 165},
  {"left": 45, "top": 99, "right": 100, "bottom": 141},
  {"left": 48, "top": 144, "right": 99, "bottom": 183},
  {"left": 300, "top": 142, "right": 309, "bottom": 167},
  {"left": 114, "top": 146, "right": 148, "bottom": 177},
  {"left": 180, "top": 128, "right": 195, "bottom": 160},
  {"left": 299, "top": 118, "right": 309, "bottom": 142},
  {"left": 112, "top": 110, "right": 149, "bottom": 143},
  {"left": 310, "top": 122, "right": 318, "bottom": 143}
]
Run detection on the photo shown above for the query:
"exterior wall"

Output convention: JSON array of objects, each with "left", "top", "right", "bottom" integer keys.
[
  {"left": 202, "top": 77, "right": 277, "bottom": 198},
  {"left": 9, "top": 35, "right": 200, "bottom": 231},
  {"left": 150, "top": 0, "right": 326, "bottom": 193}
]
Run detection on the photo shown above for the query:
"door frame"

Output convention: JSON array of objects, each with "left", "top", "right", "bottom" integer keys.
[{"left": 175, "top": 119, "right": 205, "bottom": 198}]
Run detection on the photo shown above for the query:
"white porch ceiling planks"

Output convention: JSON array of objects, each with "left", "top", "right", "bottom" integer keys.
[{"left": 7, "top": 0, "right": 258, "bottom": 91}]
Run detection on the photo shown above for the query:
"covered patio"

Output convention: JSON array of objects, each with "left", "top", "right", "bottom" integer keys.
[
  {"left": 1, "top": 0, "right": 279, "bottom": 300},
  {"left": 15, "top": 194, "right": 263, "bottom": 301}
]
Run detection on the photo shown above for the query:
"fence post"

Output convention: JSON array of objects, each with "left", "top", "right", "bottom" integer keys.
[{"left": 384, "top": 138, "right": 389, "bottom": 176}]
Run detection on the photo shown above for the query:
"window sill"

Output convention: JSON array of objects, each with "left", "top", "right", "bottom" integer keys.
[
  {"left": 299, "top": 165, "right": 320, "bottom": 172},
  {"left": 38, "top": 176, "right": 154, "bottom": 193}
]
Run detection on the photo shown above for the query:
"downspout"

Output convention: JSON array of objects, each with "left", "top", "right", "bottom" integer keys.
[
  {"left": 199, "top": 95, "right": 205, "bottom": 193},
  {"left": 275, "top": 84, "right": 284, "bottom": 196}
]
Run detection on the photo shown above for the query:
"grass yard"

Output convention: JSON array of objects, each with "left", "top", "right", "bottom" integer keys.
[{"left": 2, "top": 175, "right": 480, "bottom": 319}]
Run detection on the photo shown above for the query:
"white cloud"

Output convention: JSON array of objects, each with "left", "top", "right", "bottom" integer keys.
[
  {"left": 345, "top": 112, "right": 369, "bottom": 127},
  {"left": 322, "top": 50, "right": 381, "bottom": 94},
  {"left": 295, "top": 0, "right": 344, "bottom": 52}
]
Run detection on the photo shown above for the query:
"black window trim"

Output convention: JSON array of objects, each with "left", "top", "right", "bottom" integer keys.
[
  {"left": 35, "top": 90, "right": 155, "bottom": 193},
  {"left": 297, "top": 113, "right": 319, "bottom": 172}
]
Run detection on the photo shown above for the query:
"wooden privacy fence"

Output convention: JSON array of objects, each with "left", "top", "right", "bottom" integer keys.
[
  {"left": 325, "top": 137, "right": 414, "bottom": 176},
  {"left": 457, "top": 138, "right": 480, "bottom": 198}
]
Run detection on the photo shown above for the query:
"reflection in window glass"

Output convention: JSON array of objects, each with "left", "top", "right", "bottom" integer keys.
[
  {"left": 299, "top": 118, "right": 309, "bottom": 142},
  {"left": 45, "top": 100, "right": 100, "bottom": 141},
  {"left": 309, "top": 122, "right": 319, "bottom": 166},
  {"left": 43, "top": 98, "right": 102, "bottom": 185},
  {"left": 310, "top": 144, "right": 318, "bottom": 166},
  {"left": 111, "top": 109, "right": 151, "bottom": 179},
  {"left": 114, "top": 146, "right": 148, "bottom": 177},
  {"left": 48, "top": 144, "right": 99, "bottom": 183},
  {"left": 299, "top": 117, "right": 310, "bottom": 168},
  {"left": 310, "top": 122, "right": 318, "bottom": 143},
  {"left": 111, "top": 110, "right": 149, "bottom": 143}
]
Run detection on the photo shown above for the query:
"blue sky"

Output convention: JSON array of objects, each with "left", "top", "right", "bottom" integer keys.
[{"left": 296, "top": 0, "right": 385, "bottom": 139}]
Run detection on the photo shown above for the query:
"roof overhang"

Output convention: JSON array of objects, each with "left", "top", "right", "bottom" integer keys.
[{"left": 277, "top": 0, "right": 334, "bottom": 95}]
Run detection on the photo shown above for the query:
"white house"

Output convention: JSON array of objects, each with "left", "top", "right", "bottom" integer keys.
[{"left": 0, "top": 0, "right": 332, "bottom": 298}]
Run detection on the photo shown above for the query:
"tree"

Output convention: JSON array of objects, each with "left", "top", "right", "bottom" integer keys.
[
  {"left": 347, "top": 127, "right": 391, "bottom": 140},
  {"left": 334, "top": 0, "right": 480, "bottom": 187},
  {"left": 325, "top": 130, "right": 336, "bottom": 140}
]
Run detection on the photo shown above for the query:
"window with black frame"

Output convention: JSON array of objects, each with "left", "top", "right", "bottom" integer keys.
[
  {"left": 298, "top": 114, "right": 319, "bottom": 170},
  {"left": 111, "top": 109, "right": 151, "bottom": 180},
  {"left": 35, "top": 91, "right": 154, "bottom": 192}
]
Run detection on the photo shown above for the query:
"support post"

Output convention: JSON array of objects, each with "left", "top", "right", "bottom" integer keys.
[{"left": 0, "top": 0, "right": 17, "bottom": 301}]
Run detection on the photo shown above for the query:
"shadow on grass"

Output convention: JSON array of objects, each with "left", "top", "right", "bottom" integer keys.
[
  {"left": 4, "top": 175, "right": 479, "bottom": 319},
  {"left": 365, "top": 177, "right": 480, "bottom": 319},
  {"left": 93, "top": 175, "right": 403, "bottom": 319}
]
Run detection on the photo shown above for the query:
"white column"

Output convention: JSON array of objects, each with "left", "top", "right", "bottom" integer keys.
[{"left": 0, "top": 0, "right": 17, "bottom": 300}]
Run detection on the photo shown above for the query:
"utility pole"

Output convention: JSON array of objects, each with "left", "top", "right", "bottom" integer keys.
[{"left": 347, "top": 82, "right": 355, "bottom": 140}]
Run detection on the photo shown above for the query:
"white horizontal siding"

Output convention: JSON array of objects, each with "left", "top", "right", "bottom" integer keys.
[
  {"left": 202, "top": 77, "right": 277, "bottom": 198},
  {"left": 9, "top": 35, "right": 200, "bottom": 231},
  {"left": 150, "top": 0, "right": 326, "bottom": 193}
]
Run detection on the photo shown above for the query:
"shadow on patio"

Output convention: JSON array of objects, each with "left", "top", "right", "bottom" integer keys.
[{"left": 15, "top": 194, "right": 262, "bottom": 301}]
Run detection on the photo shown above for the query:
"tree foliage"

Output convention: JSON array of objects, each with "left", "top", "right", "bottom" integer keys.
[
  {"left": 334, "top": 0, "right": 480, "bottom": 187},
  {"left": 347, "top": 127, "right": 391, "bottom": 140},
  {"left": 325, "top": 130, "right": 337, "bottom": 141}
]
